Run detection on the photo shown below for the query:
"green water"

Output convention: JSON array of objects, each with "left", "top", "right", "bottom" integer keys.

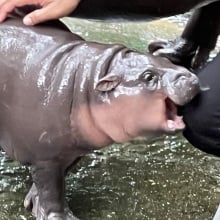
[{"left": 0, "top": 17, "right": 220, "bottom": 220}]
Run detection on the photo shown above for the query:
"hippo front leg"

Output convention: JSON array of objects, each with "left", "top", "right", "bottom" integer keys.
[
  {"left": 24, "top": 161, "right": 78, "bottom": 220},
  {"left": 149, "top": 1, "right": 220, "bottom": 69}
]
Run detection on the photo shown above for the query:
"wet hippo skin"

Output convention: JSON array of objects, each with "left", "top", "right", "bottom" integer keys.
[
  {"left": 0, "top": 18, "right": 199, "bottom": 220},
  {"left": 70, "top": 0, "right": 220, "bottom": 69}
]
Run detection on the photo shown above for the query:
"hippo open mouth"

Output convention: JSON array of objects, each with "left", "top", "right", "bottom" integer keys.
[{"left": 165, "top": 98, "right": 185, "bottom": 131}]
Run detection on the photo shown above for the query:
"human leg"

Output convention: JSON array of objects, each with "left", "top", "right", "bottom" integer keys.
[{"left": 181, "top": 53, "right": 220, "bottom": 156}]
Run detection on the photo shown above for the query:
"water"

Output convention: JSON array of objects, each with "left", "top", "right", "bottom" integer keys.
[
  {"left": 66, "top": 136, "right": 220, "bottom": 220},
  {"left": 0, "top": 16, "right": 220, "bottom": 220}
]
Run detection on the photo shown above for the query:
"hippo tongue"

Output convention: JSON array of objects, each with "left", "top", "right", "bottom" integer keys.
[{"left": 166, "top": 98, "right": 185, "bottom": 131}]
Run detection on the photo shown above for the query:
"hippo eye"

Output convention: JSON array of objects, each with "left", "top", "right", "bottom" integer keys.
[{"left": 141, "top": 71, "right": 156, "bottom": 82}]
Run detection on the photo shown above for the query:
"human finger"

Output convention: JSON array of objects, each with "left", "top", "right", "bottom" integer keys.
[
  {"left": 0, "top": 0, "right": 38, "bottom": 22},
  {"left": 23, "top": 0, "right": 80, "bottom": 25}
]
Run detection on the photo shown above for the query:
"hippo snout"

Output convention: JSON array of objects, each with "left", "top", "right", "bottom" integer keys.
[{"left": 162, "top": 68, "right": 200, "bottom": 106}]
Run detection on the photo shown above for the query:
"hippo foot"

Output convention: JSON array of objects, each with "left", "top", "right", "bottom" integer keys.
[
  {"left": 148, "top": 37, "right": 200, "bottom": 69},
  {"left": 24, "top": 184, "right": 38, "bottom": 213},
  {"left": 24, "top": 184, "right": 79, "bottom": 220}
]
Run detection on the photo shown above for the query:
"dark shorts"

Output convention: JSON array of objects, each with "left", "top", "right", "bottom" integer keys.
[{"left": 182, "top": 53, "right": 220, "bottom": 156}]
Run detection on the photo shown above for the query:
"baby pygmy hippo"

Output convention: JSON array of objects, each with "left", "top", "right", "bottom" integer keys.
[{"left": 0, "top": 18, "right": 199, "bottom": 220}]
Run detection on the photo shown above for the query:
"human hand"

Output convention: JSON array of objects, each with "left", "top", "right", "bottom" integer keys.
[{"left": 0, "top": 0, "right": 80, "bottom": 25}]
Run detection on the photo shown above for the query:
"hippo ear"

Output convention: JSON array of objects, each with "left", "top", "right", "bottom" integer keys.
[{"left": 95, "top": 75, "right": 121, "bottom": 92}]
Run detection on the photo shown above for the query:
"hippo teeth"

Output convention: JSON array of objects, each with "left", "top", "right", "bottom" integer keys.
[
  {"left": 165, "top": 98, "right": 185, "bottom": 131},
  {"left": 167, "top": 116, "right": 185, "bottom": 131},
  {"left": 167, "top": 120, "right": 175, "bottom": 130}
]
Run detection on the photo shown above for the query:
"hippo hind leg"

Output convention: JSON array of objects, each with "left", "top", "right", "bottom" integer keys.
[{"left": 24, "top": 161, "right": 78, "bottom": 220}]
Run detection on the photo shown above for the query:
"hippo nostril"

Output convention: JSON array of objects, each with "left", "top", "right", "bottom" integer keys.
[
  {"left": 174, "top": 74, "right": 187, "bottom": 84},
  {"left": 175, "top": 72, "right": 198, "bottom": 84},
  {"left": 173, "top": 70, "right": 192, "bottom": 81},
  {"left": 178, "top": 75, "right": 187, "bottom": 80}
]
